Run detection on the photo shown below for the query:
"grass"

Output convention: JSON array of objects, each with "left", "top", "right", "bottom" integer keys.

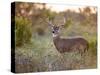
[
  {"left": 15, "top": 16, "right": 97, "bottom": 73},
  {"left": 15, "top": 32, "right": 97, "bottom": 73}
]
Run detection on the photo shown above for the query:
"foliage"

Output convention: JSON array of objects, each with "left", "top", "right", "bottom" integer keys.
[
  {"left": 89, "top": 39, "right": 97, "bottom": 56},
  {"left": 64, "top": 18, "right": 73, "bottom": 28},
  {"left": 15, "top": 16, "right": 32, "bottom": 47},
  {"left": 14, "top": 2, "right": 97, "bottom": 73},
  {"left": 46, "top": 11, "right": 57, "bottom": 20}
]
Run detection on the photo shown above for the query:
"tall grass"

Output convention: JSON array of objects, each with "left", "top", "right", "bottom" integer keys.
[{"left": 15, "top": 17, "right": 32, "bottom": 47}]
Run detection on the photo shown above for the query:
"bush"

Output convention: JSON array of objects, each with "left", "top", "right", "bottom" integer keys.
[
  {"left": 89, "top": 40, "right": 97, "bottom": 56},
  {"left": 15, "top": 17, "right": 32, "bottom": 47}
]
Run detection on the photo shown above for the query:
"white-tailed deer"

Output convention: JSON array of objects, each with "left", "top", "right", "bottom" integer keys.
[{"left": 47, "top": 18, "right": 89, "bottom": 55}]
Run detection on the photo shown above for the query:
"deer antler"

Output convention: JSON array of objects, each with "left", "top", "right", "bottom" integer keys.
[
  {"left": 64, "top": 17, "right": 66, "bottom": 24},
  {"left": 46, "top": 18, "right": 54, "bottom": 27},
  {"left": 60, "top": 17, "right": 66, "bottom": 28}
]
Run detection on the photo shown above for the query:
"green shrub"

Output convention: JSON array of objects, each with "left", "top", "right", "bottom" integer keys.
[
  {"left": 65, "top": 18, "right": 73, "bottom": 28},
  {"left": 89, "top": 40, "right": 97, "bottom": 56},
  {"left": 15, "top": 17, "right": 32, "bottom": 47}
]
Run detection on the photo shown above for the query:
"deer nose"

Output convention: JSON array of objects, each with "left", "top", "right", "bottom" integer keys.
[{"left": 52, "top": 31, "right": 55, "bottom": 33}]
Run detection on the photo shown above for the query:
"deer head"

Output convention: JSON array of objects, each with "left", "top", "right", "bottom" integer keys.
[{"left": 47, "top": 17, "right": 66, "bottom": 37}]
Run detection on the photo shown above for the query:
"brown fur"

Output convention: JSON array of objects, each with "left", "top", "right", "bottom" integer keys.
[{"left": 53, "top": 36, "right": 89, "bottom": 55}]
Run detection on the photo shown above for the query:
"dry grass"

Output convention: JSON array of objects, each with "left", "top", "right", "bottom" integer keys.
[{"left": 15, "top": 34, "right": 97, "bottom": 73}]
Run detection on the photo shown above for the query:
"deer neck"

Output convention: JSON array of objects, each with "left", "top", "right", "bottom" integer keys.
[
  {"left": 53, "top": 34, "right": 60, "bottom": 41},
  {"left": 53, "top": 35, "right": 61, "bottom": 50}
]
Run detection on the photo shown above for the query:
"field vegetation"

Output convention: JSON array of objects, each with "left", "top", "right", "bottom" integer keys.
[{"left": 13, "top": 2, "right": 97, "bottom": 73}]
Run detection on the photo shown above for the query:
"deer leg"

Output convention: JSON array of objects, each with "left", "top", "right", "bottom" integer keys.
[
  {"left": 80, "top": 49, "right": 86, "bottom": 68},
  {"left": 84, "top": 47, "right": 87, "bottom": 53}
]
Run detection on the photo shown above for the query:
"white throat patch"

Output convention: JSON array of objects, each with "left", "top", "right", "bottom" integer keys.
[{"left": 52, "top": 34, "right": 58, "bottom": 37}]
